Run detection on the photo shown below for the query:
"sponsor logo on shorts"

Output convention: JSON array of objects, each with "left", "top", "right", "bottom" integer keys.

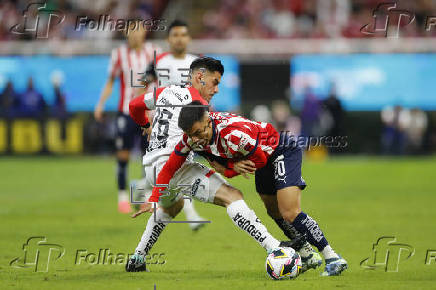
[{"left": 191, "top": 179, "right": 201, "bottom": 197}]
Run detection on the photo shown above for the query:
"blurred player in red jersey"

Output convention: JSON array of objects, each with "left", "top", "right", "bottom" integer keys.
[
  {"left": 131, "top": 20, "right": 207, "bottom": 231},
  {"left": 94, "top": 24, "right": 161, "bottom": 214}
]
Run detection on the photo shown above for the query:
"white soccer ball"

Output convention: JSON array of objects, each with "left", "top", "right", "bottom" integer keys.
[{"left": 265, "top": 247, "right": 302, "bottom": 280}]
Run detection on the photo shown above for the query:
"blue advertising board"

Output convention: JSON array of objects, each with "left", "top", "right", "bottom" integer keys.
[{"left": 291, "top": 54, "right": 436, "bottom": 111}]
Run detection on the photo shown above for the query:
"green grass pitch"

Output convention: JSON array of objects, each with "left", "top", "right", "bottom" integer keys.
[{"left": 1, "top": 156, "right": 436, "bottom": 289}]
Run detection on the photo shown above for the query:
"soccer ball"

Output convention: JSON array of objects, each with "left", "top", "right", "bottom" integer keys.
[{"left": 265, "top": 247, "right": 302, "bottom": 280}]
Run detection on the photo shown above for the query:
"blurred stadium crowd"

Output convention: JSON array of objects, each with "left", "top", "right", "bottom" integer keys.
[
  {"left": 0, "top": 0, "right": 158, "bottom": 40},
  {"left": 0, "top": 77, "right": 66, "bottom": 118},
  {"left": 251, "top": 89, "right": 429, "bottom": 155},
  {"left": 1, "top": 0, "right": 435, "bottom": 40},
  {"left": 201, "top": 0, "right": 436, "bottom": 38}
]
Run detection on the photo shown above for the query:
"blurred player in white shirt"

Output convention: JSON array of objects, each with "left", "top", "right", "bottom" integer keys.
[
  {"left": 94, "top": 24, "right": 161, "bottom": 214},
  {"left": 132, "top": 20, "right": 206, "bottom": 230},
  {"left": 141, "top": 20, "right": 197, "bottom": 88}
]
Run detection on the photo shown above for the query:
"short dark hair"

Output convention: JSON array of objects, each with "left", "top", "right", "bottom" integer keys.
[
  {"left": 168, "top": 19, "right": 188, "bottom": 35},
  {"left": 178, "top": 101, "right": 209, "bottom": 132},
  {"left": 190, "top": 56, "right": 224, "bottom": 76}
]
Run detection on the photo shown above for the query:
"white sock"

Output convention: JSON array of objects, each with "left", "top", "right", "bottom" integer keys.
[
  {"left": 135, "top": 207, "right": 171, "bottom": 256},
  {"left": 226, "top": 200, "right": 280, "bottom": 252},
  {"left": 118, "top": 190, "right": 128, "bottom": 202},
  {"left": 183, "top": 199, "right": 203, "bottom": 224},
  {"left": 321, "top": 245, "right": 339, "bottom": 260}
]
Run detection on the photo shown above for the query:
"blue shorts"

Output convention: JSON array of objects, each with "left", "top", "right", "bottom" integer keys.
[
  {"left": 115, "top": 113, "right": 149, "bottom": 151},
  {"left": 255, "top": 135, "right": 306, "bottom": 195}
]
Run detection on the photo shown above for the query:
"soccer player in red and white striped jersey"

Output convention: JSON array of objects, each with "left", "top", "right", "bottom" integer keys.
[
  {"left": 149, "top": 109, "right": 280, "bottom": 195},
  {"left": 94, "top": 25, "right": 161, "bottom": 214},
  {"left": 150, "top": 103, "right": 348, "bottom": 276}
]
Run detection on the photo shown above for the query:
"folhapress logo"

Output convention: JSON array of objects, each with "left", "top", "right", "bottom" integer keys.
[
  {"left": 9, "top": 237, "right": 65, "bottom": 272},
  {"left": 360, "top": 236, "right": 414, "bottom": 272},
  {"left": 10, "top": 2, "right": 65, "bottom": 39},
  {"left": 361, "top": 2, "right": 436, "bottom": 37}
]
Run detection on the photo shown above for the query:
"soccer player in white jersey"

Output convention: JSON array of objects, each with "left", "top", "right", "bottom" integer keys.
[
  {"left": 132, "top": 20, "right": 206, "bottom": 230},
  {"left": 94, "top": 25, "right": 161, "bottom": 214},
  {"left": 126, "top": 57, "right": 297, "bottom": 272},
  {"left": 154, "top": 20, "right": 197, "bottom": 87}
]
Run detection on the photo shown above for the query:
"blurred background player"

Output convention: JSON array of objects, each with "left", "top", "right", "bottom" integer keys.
[
  {"left": 132, "top": 20, "right": 206, "bottom": 230},
  {"left": 94, "top": 24, "right": 161, "bottom": 214},
  {"left": 144, "top": 20, "right": 198, "bottom": 88}
]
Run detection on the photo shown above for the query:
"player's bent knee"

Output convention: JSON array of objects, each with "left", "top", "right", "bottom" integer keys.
[
  {"left": 213, "top": 184, "right": 243, "bottom": 207},
  {"left": 162, "top": 198, "right": 184, "bottom": 218},
  {"left": 116, "top": 150, "right": 130, "bottom": 161},
  {"left": 280, "top": 208, "right": 301, "bottom": 223},
  {"left": 229, "top": 187, "right": 243, "bottom": 199}
]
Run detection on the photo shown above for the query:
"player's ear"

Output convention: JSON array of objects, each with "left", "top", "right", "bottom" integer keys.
[{"left": 192, "top": 69, "right": 203, "bottom": 85}]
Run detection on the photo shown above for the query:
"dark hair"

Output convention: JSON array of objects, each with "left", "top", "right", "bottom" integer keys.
[
  {"left": 178, "top": 101, "right": 209, "bottom": 132},
  {"left": 168, "top": 19, "right": 188, "bottom": 35},
  {"left": 190, "top": 56, "right": 224, "bottom": 76}
]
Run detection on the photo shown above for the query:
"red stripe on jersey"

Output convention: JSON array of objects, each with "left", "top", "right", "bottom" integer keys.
[
  {"left": 115, "top": 48, "right": 125, "bottom": 112},
  {"left": 155, "top": 87, "right": 165, "bottom": 100},
  {"left": 127, "top": 47, "right": 132, "bottom": 68},
  {"left": 205, "top": 169, "right": 215, "bottom": 178},
  {"left": 118, "top": 71, "right": 126, "bottom": 112},
  {"left": 216, "top": 138, "right": 227, "bottom": 159},
  {"left": 156, "top": 52, "right": 170, "bottom": 64},
  {"left": 188, "top": 87, "right": 208, "bottom": 105},
  {"left": 110, "top": 47, "right": 121, "bottom": 78}
]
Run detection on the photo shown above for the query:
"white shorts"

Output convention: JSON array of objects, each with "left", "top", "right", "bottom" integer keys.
[{"left": 143, "top": 160, "right": 228, "bottom": 208}]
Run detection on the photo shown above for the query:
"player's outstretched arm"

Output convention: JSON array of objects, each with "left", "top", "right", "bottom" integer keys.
[{"left": 94, "top": 76, "right": 114, "bottom": 122}]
